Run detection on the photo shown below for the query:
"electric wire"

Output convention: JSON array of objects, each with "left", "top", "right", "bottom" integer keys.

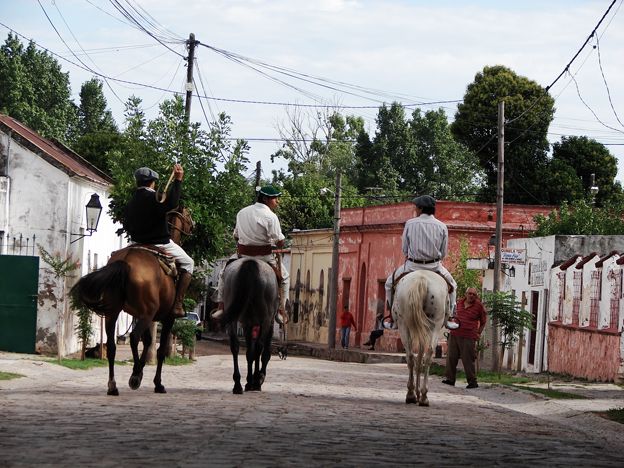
[
  {"left": 37, "top": 0, "right": 125, "bottom": 105},
  {"left": 594, "top": 33, "right": 624, "bottom": 129}
]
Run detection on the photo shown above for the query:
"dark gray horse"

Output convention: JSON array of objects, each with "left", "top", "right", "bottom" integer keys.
[{"left": 220, "top": 257, "right": 279, "bottom": 394}]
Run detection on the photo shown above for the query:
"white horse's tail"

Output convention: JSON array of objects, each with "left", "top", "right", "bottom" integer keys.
[{"left": 403, "top": 275, "right": 435, "bottom": 351}]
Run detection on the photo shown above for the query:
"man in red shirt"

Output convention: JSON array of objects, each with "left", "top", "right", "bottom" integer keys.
[
  {"left": 339, "top": 307, "right": 357, "bottom": 349},
  {"left": 442, "top": 288, "right": 487, "bottom": 389}
]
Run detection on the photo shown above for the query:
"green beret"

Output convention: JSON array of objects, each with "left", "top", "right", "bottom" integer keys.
[{"left": 258, "top": 185, "right": 282, "bottom": 197}]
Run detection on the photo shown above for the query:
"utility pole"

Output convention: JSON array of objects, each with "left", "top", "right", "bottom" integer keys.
[
  {"left": 184, "top": 33, "right": 198, "bottom": 122},
  {"left": 491, "top": 100, "right": 504, "bottom": 372},
  {"left": 327, "top": 172, "right": 342, "bottom": 349},
  {"left": 254, "top": 161, "right": 261, "bottom": 202}
]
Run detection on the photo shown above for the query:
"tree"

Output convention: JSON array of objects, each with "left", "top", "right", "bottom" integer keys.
[
  {"left": 532, "top": 200, "right": 624, "bottom": 237},
  {"left": 548, "top": 136, "right": 623, "bottom": 206},
  {"left": 451, "top": 65, "right": 555, "bottom": 204},
  {"left": 76, "top": 78, "right": 117, "bottom": 135},
  {"left": 0, "top": 33, "right": 76, "bottom": 141},
  {"left": 448, "top": 237, "right": 483, "bottom": 298},
  {"left": 482, "top": 291, "right": 533, "bottom": 373},
  {"left": 355, "top": 103, "right": 483, "bottom": 201},
  {"left": 271, "top": 108, "right": 366, "bottom": 231}
]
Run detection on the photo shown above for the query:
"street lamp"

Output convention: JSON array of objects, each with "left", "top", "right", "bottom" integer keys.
[{"left": 71, "top": 193, "right": 103, "bottom": 244}]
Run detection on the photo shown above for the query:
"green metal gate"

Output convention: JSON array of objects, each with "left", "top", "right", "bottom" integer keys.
[{"left": 0, "top": 255, "right": 39, "bottom": 353}]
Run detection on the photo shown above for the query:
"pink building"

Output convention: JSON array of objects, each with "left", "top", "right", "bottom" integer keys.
[{"left": 335, "top": 201, "right": 554, "bottom": 351}]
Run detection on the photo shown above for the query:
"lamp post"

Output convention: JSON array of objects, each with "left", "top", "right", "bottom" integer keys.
[{"left": 71, "top": 193, "right": 103, "bottom": 243}]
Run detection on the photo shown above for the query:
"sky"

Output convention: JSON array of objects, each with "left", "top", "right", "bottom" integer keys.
[{"left": 2, "top": 0, "right": 624, "bottom": 186}]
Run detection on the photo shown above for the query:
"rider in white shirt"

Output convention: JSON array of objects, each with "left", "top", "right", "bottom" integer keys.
[
  {"left": 384, "top": 195, "right": 458, "bottom": 329},
  {"left": 212, "top": 185, "right": 289, "bottom": 324}
]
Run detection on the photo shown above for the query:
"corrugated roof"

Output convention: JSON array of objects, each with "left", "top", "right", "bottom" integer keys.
[{"left": 0, "top": 114, "right": 112, "bottom": 186}]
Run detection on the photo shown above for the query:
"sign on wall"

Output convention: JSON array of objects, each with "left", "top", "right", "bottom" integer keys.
[
  {"left": 501, "top": 248, "right": 526, "bottom": 265},
  {"left": 529, "top": 260, "right": 549, "bottom": 287}
]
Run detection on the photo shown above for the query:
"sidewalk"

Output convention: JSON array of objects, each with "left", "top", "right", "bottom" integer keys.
[{"left": 202, "top": 331, "right": 409, "bottom": 364}]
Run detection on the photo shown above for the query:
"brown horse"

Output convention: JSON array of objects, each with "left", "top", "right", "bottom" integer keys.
[{"left": 70, "top": 208, "right": 193, "bottom": 396}]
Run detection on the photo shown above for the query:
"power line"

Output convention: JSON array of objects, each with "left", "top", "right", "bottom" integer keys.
[
  {"left": 546, "top": 0, "right": 618, "bottom": 92},
  {"left": 594, "top": 33, "right": 624, "bottom": 129}
]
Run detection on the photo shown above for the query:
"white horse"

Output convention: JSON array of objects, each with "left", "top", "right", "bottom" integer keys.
[{"left": 392, "top": 270, "right": 449, "bottom": 406}]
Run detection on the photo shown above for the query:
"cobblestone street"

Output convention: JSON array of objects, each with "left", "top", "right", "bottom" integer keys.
[{"left": 1, "top": 342, "right": 624, "bottom": 467}]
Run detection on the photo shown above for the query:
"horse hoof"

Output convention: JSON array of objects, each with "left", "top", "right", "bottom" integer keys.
[
  {"left": 406, "top": 395, "right": 418, "bottom": 404},
  {"left": 418, "top": 400, "right": 430, "bottom": 407},
  {"left": 107, "top": 388, "right": 119, "bottom": 396},
  {"left": 244, "top": 383, "right": 251, "bottom": 392},
  {"left": 129, "top": 373, "right": 143, "bottom": 390},
  {"left": 233, "top": 385, "right": 243, "bottom": 395},
  {"left": 154, "top": 385, "right": 167, "bottom": 394}
]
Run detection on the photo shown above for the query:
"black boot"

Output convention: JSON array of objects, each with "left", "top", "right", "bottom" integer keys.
[{"left": 172, "top": 270, "right": 192, "bottom": 318}]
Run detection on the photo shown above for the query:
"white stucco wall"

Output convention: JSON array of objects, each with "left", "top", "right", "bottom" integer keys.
[{"left": 3, "top": 130, "right": 124, "bottom": 355}]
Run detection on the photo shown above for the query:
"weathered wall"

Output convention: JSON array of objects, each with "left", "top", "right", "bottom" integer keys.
[
  {"left": 288, "top": 229, "right": 332, "bottom": 344},
  {"left": 3, "top": 128, "right": 121, "bottom": 355},
  {"left": 548, "top": 323, "right": 622, "bottom": 382},
  {"left": 337, "top": 201, "right": 554, "bottom": 352}
]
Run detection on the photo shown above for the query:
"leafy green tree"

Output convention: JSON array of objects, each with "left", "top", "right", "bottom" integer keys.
[
  {"left": 448, "top": 237, "right": 483, "bottom": 298},
  {"left": 482, "top": 291, "right": 533, "bottom": 373},
  {"left": 272, "top": 109, "right": 366, "bottom": 231},
  {"left": 355, "top": 103, "right": 483, "bottom": 201},
  {"left": 451, "top": 65, "right": 555, "bottom": 204},
  {"left": 0, "top": 33, "right": 76, "bottom": 141},
  {"left": 549, "top": 136, "right": 623, "bottom": 206},
  {"left": 108, "top": 96, "right": 251, "bottom": 263},
  {"left": 532, "top": 199, "right": 624, "bottom": 236}
]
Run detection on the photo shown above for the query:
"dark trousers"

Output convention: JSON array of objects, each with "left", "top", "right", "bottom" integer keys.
[{"left": 445, "top": 335, "right": 477, "bottom": 385}]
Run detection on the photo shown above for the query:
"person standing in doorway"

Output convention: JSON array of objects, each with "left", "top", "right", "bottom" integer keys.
[
  {"left": 339, "top": 306, "right": 357, "bottom": 349},
  {"left": 442, "top": 287, "right": 487, "bottom": 389}
]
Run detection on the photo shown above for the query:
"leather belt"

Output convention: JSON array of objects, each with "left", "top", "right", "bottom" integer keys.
[
  {"left": 237, "top": 243, "right": 273, "bottom": 256},
  {"left": 408, "top": 257, "right": 440, "bottom": 264}
]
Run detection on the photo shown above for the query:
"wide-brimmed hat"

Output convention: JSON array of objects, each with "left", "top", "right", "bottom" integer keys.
[
  {"left": 134, "top": 167, "right": 159, "bottom": 183},
  {"left": 412, "top": 194, "right": 436, "bottom": 209},
  {"left": 258, "top": 185, "right": 282, "bottom": 197}
]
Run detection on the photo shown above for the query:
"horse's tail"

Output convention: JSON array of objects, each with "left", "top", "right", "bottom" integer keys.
[
  {"left": 405, "top": 275, "right": 435, "bottom": 350},
  {"left": 222, "top": 259, "right": 262, "bottom": 327},
  {"left": 70, "top": 261, "right": 129, "bottom": 315}
]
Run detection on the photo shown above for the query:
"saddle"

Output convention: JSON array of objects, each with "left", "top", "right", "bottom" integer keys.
[
  {"left": 224, "top": 253, "right": 284, "bottom": 303},
  {"left": 113, "top": 245, "right": 178, "bottom": 278},
  {"left": 389, "top": 268, "right": 454, "bottom": 310}
]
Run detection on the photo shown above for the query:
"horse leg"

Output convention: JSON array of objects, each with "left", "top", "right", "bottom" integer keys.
[
  {"left": 257, "top": 327, "right": 274, "bottom": 389},
  {"left": 153, "top": 316, "right": 174, "bottom": 394},
  {"left": 105, "top": 314, "right": 120, "bottom": 396},
  {"left": 128, "top": 320, "right": 150, "bottom": 390},
  {"left": 416, "top": 345, "right": 429, "bottom": 406},
  {"left": 419, "top": 343, "right": 434, "bottom": 407},
  {"left": 244, "top": 326, "right": 258, "bottom": 391},
  {"left": 229, "top": 324, "right": 243, "bottom": 394}
]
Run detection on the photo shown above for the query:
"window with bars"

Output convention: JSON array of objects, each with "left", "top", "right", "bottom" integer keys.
[
  {"left": 572, "top": 270, "right": 582, "bottom": 325},
  {"left": 589, "top": 270, "right": 601, "bottom": 328}
]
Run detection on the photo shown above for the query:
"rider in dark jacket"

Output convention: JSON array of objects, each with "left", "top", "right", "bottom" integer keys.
[{"left": 123, "top": 165, "right": 194, "bottom": 317}]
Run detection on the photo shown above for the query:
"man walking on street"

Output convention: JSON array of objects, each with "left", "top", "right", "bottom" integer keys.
[
  {"left": 339, "top": 307, "right": 357, "bottom": 349},
  {"left": 442, "top": 287, "right": 487, "bottom": 389}
]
